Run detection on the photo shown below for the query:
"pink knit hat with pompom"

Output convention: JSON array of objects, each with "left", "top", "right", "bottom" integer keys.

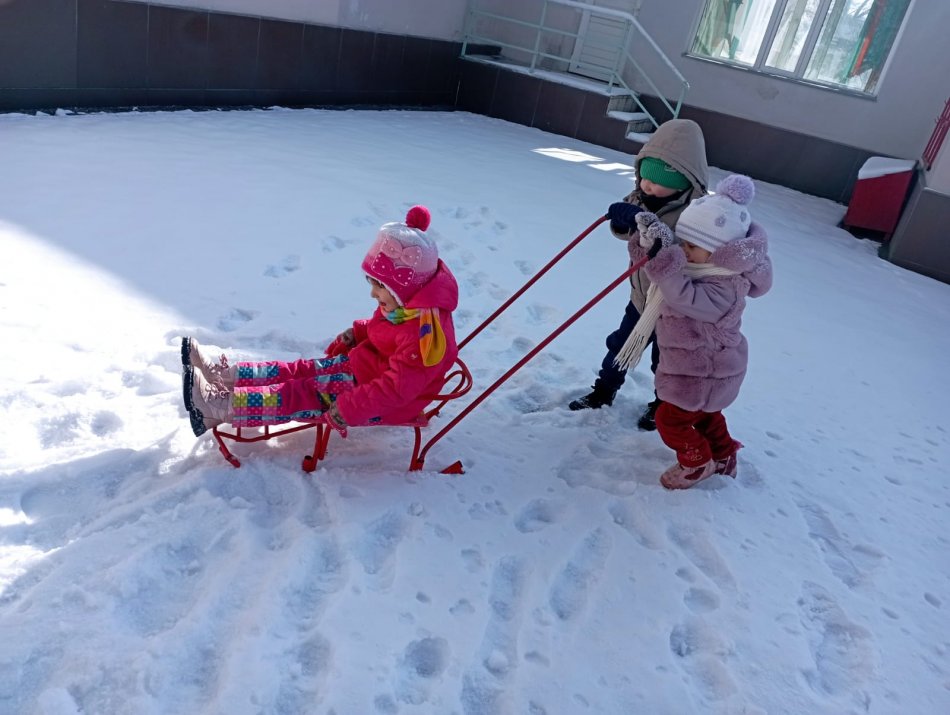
[
  {"left": 362, "top": 205, "right": 437, "bottom": 305},
  {"left": 675, "top": 175, "right": 754, "bottom": 253}
]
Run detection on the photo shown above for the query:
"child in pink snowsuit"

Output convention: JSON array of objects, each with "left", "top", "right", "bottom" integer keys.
[
  {"left": 619, "top": 176, "right": 772, "bottom": 489},
  {"left": 181, "top": 205, "right": 460, "bottom": 438}
]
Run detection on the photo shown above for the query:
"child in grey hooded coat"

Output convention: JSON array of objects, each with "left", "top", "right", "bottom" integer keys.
[{"left": 568, "top": 119, "right": 709, "bottom": 430}]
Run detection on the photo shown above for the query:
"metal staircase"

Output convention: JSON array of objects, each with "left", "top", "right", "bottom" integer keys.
[{"left": 460, "top": 0, "right": 689, "bottom": 142}]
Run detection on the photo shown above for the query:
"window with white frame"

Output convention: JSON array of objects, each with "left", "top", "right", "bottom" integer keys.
[{"left": 689, "top": 0, "right": 912, "bottom": 95}]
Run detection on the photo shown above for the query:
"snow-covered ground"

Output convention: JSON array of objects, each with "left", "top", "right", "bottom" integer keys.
[{"left": 0, "top": 108, "right": 947, "bottom": 715}]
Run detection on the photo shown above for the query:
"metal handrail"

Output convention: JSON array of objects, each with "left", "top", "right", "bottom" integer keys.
[{"left": 461, "top": 0, "right": 689, "bottom": 129}]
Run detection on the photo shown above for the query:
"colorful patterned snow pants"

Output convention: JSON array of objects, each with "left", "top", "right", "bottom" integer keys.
[{"left": 230, "top": 355, "right": 354, "bottom": 427}]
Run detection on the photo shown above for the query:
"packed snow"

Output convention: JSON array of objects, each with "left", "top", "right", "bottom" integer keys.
[{"left": 0, "top": 107, "right": 947, "bottom": 715}]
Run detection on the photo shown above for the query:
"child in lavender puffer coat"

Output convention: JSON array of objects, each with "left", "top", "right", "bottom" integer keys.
[{"left": 618, "top": 175, "right": 772, "bottom": 489}]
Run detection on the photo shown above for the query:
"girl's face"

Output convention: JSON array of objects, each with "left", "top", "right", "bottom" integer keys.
[
  {"left": 681, "top": 240, "right": 712, "bottom": 264},
  {"left": 639, "top": 178, "right": 678, "bottom": 198},
  {"left": 367, "top": 276, "right": 399, "bottom": 313}
]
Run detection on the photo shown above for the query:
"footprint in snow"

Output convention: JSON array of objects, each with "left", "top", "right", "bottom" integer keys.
[
  {"left": 318, "top": 234, "right": 355, "bottom": 253},
  {"left": 439, "top": 206, "right": 469, "bottom": 220},
  {"left": 114, "top": 537, "right": 210, "bottom": 637},
  {"left": 666, "top": 525, "right": 737, "bottom": 593},
  {"left": 461, "top": 556, "right": 529, "bottom": 713},
  {"left": 450, "top": 598, "right": 475, "bottom": 616},
  {"left": 271, "top": 634, "right": 334, "bottom": 712},
  {"left": 36, "top": 412, "right": 82, "bottom": 448},
  {"left": 468, "top": 500, "right": 507, "bottom": 520},
  {"left": 548, "top": 528, "right": 611, "bottom": 621},
  {"left": 217, "top": 308, "right": 256, "bottom": 332},
  {"left": 608, "top": 499, "right": 665, "bottom": 550},
  {"left": 280, "top": 535, "right": 348, "bottom": 626},
  {"left": 514, "top": 259, "right": 534, "bottom": 275},
  {"left": 798, "top": 581, "right": 875, "bottom": 707},
  {"left": 296, "top": 479, "right": 333, "bottom": 531},
  {"left": 683, "top": 587, "right": 720, "bottom": 614},
  {"left": 668, "top": 617, "right": 738, "bottom": 701},
  {"left": 526, "top": 303, "right": 558, "bottom": 325},
  {"left": 461, "top": 547, "right": 484, "bottom": 572},
  {"left": 263, "top": 254, "right": 300, "bottom": 277},
  {"left": 123, "top": 366, "right": 176, "bottom": 396},
  {"left": 391, "top": 637, "right": 450, "bottom": 705},
  {"left": 795, "top": 499, "right": 884, "bottom": 590},
  {"left": 514, "top": 498, "right": 565, "bottom": 533},
  {"left": 355, "top": 510, "right": 410, "bottom": 590}
]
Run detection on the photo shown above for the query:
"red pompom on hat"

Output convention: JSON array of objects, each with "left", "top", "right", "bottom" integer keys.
[
  {"left": 405, "top": 205, "right": 431, "bottom": 231},
  {"left": 361, "top": 204, "right": 439, "bottom": 305}
]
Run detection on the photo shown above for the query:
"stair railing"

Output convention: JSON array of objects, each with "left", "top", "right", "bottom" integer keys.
[{"left": 461, "top": 0, "right": 689, "bottom": 129}]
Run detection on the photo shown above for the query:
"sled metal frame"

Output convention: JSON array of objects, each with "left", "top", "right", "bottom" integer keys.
[{"left": 211, "top": 215, "right": 644, "bottom": 473}]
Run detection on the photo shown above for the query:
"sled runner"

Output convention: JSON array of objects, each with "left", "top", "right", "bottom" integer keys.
[{"left": 211, "top": 215, "right": 647, "bottom": 473}]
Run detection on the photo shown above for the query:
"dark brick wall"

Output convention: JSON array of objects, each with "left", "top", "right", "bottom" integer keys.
[{"left": 0, "top": 0, "right": 462, "bottom": 111}]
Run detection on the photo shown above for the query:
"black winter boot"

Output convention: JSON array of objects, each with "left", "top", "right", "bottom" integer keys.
[
  {"left": 637, "top": 398, "right": 661, "bottom": 431},
  {"left": 568, "top": 384, "right": 617, "bottom": 411}
]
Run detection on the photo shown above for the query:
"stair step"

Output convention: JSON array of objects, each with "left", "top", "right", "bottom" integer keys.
[
  {"left": 607, "top": 110, "right": 648, "bottom": 122},
  {"left": 626, "top": 130, "right": 655, "bottom": 144}
]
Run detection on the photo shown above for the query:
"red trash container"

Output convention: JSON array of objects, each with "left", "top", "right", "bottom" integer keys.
[{"left": 842, "top": 157, "right": 916, "bottom": 239}]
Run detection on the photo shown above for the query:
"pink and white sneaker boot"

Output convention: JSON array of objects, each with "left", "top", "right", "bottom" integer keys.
[
  {"left": 659, "top": 460, "right": 718, "bottom": 490},
  {"left": 181, "top": 336, "right": 236, "bottom": 388},
  {"left": 714, "top": 441, "right": 743, "bottom": 477}
]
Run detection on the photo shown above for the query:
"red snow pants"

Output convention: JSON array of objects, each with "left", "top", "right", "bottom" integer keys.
[{"left": 655, "top": 402, "right": 738, "bottom": 468}]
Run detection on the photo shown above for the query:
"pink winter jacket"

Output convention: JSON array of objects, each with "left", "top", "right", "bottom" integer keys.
[
  {"left": 334, "top": 260, "right": 459, "bottom": 426},
  {"left": 629, "top": 223, "right": 772, "bottom": 412}
]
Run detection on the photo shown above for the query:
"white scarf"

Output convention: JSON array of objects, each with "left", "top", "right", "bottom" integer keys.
[{"left": 613, "top": 263, "right": 738, "bottom": 372}]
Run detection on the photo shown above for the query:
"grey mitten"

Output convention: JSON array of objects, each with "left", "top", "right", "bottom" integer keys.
[
  {"left": 644, "top": 220, "right": 677, "bottom": 259},
  {"left": 635, "top": 212, "right": 660, "bottom": 247}
]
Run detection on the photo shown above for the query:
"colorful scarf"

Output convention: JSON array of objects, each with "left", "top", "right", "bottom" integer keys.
[{"left": 385, "top": 307, "right": 447, "bottom": 367}]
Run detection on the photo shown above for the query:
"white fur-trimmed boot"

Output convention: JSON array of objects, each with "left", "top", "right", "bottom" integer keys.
[
  {"left": 182, "top": 365, "right": 234, "bottom": 436},
  {"left": 181, "top": 336, "right": 236, "bottom": 388}
]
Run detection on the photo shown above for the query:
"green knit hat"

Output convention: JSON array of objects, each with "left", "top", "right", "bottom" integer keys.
[{"left": 638, "top": 156, "right": 691, "bottom": 191}]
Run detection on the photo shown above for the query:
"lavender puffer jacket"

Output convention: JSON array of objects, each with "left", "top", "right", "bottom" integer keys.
[{"left": 629, "top": 223, "right": 772, "bottom": 412}]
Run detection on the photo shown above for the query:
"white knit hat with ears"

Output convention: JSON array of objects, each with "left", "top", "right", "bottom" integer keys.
[{"left": 675, "top": 175, "right": 755, "bottom": 253}]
